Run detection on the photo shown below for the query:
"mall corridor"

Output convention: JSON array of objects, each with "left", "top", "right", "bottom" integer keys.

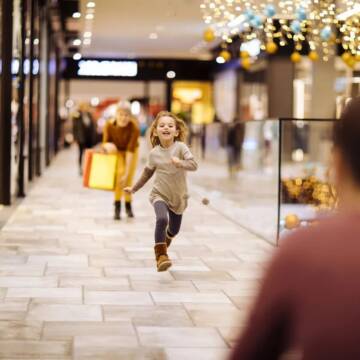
[{"left": 0, "top": 147, "right": 272, "bottom": 359}]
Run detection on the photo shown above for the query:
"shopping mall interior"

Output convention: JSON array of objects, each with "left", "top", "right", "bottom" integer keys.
[{"left": 0, "top": 0, "right": 359, "bottom": 358}]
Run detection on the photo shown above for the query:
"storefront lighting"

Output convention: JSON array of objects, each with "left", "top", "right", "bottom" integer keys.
[
  {"left": 90, "top": 97, "right": 100, "bottom": 106},
  {"left": 85, "top": 13, "right": 94, "bottom": 20},
  {"left": 33, "top": 38, "right": 39, "bottom": 45},
  {"left": 131, "top": 101, "right": 141, "bottom": 116},
  {"left": 73, "top": 39, "right": 82, "bottom": 46},
  {"left": 87, "top": 2, "right": 96, "bottom": 8},
  {"left": 72, "top": 12, "right": 81, "bottom": 18},
  {"left": 77, "top": 60, "right": 138, "bottom": 77},
  {"left": 149, "top": 33, "right": 158, "bottom": 40},
  {"left": 73, "top": 53, "right": 82, "bottom": 60},
  {"left": 65, "top": 99, "right": 75, "bottom": 108},
  {"left": 166, "top": 70, "right": 176, "bottom": 79},
  {"left": 84, "top": 32, "right": 92, "bottom": 38},
  {"left": 216, "top": 56, "right": 225, "bottom": 64}
]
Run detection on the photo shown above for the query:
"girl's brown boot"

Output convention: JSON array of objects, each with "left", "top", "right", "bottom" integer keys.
[{"left": 154, "top": 243, "right": 172, "bottom": 272}]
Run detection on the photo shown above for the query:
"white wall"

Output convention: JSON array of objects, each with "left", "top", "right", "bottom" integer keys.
[{"left": 69, "top": 80, "right": 146, "bottom": 102}]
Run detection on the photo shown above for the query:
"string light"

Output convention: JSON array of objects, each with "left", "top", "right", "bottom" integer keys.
[{"left": 200, "top": 0, "right": 360, "bottom": 67}]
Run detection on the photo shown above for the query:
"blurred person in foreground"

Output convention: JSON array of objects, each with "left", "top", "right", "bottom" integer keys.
[
  {"left": 72, "top": 102, "right": 96, "bottom": 175},
  {"left": 102, "top": 102, "right": 140, "bottom": 220},
  {"left": 229, "top": 97, "right": 360, "bottom": 360}
]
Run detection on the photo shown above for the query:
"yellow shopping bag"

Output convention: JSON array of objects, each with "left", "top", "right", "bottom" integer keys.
[{"left": 87, "top": 152, "right": 118, "bottom": 191}]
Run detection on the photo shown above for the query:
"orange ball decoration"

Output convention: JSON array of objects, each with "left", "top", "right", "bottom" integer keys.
[
  {"left": 242, "top": 57, "right": 251, "bottom": 70},
  {"left": 219, "top": 50, "right": 231, "bottom": 62},
  {"left": 203, "top": 28, "right": 215, "bottom": 43},
  {"left": 308, "top": 51, "right": 319, "bottom": 61},
  {"left": 285, "top": 214, "right": 300, "bottom": 230},
  {"left": 266, "top": 42, "right": 278, "bottom": 54},
  {"left": 291, "top": 52, "right": 302, "bottom": 63}
]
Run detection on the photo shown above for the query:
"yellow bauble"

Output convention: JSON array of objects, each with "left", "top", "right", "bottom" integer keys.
[
  {"left": 341, "top": 52, "right": 351, "bottom": 63},
  {"left": 242, "top": 58, "right": 251, "bottom": 70},
  {"left": 346, "top": 56, "right": 356, "bottom": 69},
  {"left": 219, "top": 50, "right": 231, "bottom": 62},
  {"left": 285, "top": 214, "right": 300, "bottom": 230},
  {"left": 290, "top": 52, "right": 301, "bottom": 63},
  {"left": 266, "top": 42, "right": 278, "bottom": 54},
  {"left": 240, "top": 51, "right": 250, "bottom": 59},
  {"left": 203, "top": 28, "right": 215, "bottom": 43},
  {"left": 308, "top": 51, "right": 319, "bottom": 61}
]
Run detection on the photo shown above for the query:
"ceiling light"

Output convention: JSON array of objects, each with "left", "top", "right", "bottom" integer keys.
[
  {"left": 33, "top": 38, "right": 39, "bottom": 45},
  {"left": 87, "top": 2, "right": 95, "bottom": 8},
  {"left": 337, "top": 4, "right": 360, "bottom": 21},
  {"left": 72, "top": 12, "right": 81, "bottom": 18},
  {"left": 84, "top": 32, "right": 92, "bottom": 38},
  {"left": 166, "top": 70, "right": 176, "bottom": 79},
  {"left": 73, "top": 53, "right": 82, "bottom": 60},
  {"left": 216, "top": 56, "right": 225, "bottom": 64},
  {"left": 73, "top": 39, "right": 81, "bottom": 46},
  {"left": 85, "top": 13, "right": 94, "bottom": 20},
  {"left": 149, "top": 33, "right": 158, "bottom": 40},
  {"left": 83, "top": 38, "right": 91, "bottom": 45}
]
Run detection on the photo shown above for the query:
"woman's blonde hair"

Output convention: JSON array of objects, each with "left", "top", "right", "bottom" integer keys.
[{"left": 149, "top": 111, "right": 188, "bottom": 147}]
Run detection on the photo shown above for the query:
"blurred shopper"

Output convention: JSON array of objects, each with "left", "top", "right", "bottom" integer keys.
[
  {"left": 227, "top": 119, "right": 245, "bottom": 177},
  {"left": 124, "top": 111, "right": 197, "bottom": 272},
  {"left": 229, "top": 96, "right": 360, "bottom": 360},
  {"left": 72, "top": 102, "right": 96, "bottom": 174},
  {"left": 103, "top": 103, "right": 140, "bottom": 220}
]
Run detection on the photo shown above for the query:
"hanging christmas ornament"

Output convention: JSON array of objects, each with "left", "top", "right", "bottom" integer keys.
[
  {"left": 203, "top": 28, "right": 215, "bottom": 42},
  {"left": 308, "top": 51, "right": 319, "bottom": 61},
  {"left": 291, "top": 51, "right": 302, "bottom": 63},
  {"left": 242, "top": 57, "right": 251, "bottom": 70},
  {"left": 219, "top": 50, "right": 231, "bottom": 62},
  {"left": 266, "top": 41, "right": 278, "bottom": 54}
]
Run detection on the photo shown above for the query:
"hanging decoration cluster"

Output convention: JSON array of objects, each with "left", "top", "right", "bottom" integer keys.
[{"left": 201, "top": 0, "right": 360, "bottom": 69}]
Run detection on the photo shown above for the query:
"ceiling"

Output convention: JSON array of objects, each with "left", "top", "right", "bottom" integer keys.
[{"left": 76, "top": 0, "right": 212, "bottom": 59}]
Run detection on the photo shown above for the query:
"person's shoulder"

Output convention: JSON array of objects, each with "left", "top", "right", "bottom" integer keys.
[
  {"left": 176, "top": 141, "right": 189, "bottom": 150},
  {"left": 149, "top": 145, "right": 160, "bottom": 155}
]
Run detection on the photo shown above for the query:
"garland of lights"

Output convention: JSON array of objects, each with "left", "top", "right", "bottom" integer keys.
[{"left": 201, "top": 0, "right": 360, "bottom": 68}]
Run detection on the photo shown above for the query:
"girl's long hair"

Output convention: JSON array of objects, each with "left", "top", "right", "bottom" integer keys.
[{"left": 149, "top": 111, "right": 188, "bottom": 147}]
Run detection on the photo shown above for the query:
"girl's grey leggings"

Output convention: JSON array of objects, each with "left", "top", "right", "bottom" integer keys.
[{"left": 154, "top": 201, "right": 182, "bottom": 244}]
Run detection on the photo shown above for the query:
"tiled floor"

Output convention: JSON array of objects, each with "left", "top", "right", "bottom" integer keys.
[{"left": 0, "top": 147, "right": 274, "bottom": 359}]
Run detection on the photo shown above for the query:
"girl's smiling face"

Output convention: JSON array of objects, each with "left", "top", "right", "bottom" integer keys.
[{"left": 155, "top": 116, "right": 179, "bottom": 145}]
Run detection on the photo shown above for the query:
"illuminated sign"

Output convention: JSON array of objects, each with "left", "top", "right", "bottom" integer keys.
[
  {"left": 11, "top": 59, "right": 39, "bottom": 75},
  {"left": 77, "top": 60, "right": 138, "bottom": 77}
]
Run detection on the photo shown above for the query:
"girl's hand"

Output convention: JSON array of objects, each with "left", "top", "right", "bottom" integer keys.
[
  {"left": 124, "top": 187, "right": 133, "bottom": 194},
  {"left": 171, "top": 156, "right": 182, "bottom": 168}
]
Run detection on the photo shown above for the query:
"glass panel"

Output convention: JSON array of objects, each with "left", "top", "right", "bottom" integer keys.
[
  {"left": 279, "top": 119, "right": 336, "bottom": 240},
  {"left": 11, "top": 0, "right": 22, "bottom": 196},
  {"left": 194, "top": 120, "right": 280, "bottom": 245}
]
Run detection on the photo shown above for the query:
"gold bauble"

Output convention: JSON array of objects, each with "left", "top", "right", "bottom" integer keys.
[
  {"left": 341, "top": 52, "right": 351, "bottom": 63},
  {"left": 266, "top": 42, "right": 278, "bottom": 54},
  {"left": 290, "top": 52, "right": 301, "bottom": 63},
  {"left": 285, "top": 214, "right": 300, "bottom": 230},
  {"left": 240, "top": 51, "right": 250, "bottom": 59},
  {"left": 203, "top": 28, "right": 215, "bottom": 43},
  {"left": 308, "top": 51, "right": 319, "bottom": 62},
  {"left": 242, "top": 57, "right": 251, "bottom": 70},
  {"left": 346, "top": 56, "right": 356, "bottom": 69},
  {"left": 219, "top": 50, "right": 231, "bottom": 62}
]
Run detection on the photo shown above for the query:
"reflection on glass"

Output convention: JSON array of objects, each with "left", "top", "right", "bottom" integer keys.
[{"left": 279, "top": 119, "right": 337, "bottom": 241}]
